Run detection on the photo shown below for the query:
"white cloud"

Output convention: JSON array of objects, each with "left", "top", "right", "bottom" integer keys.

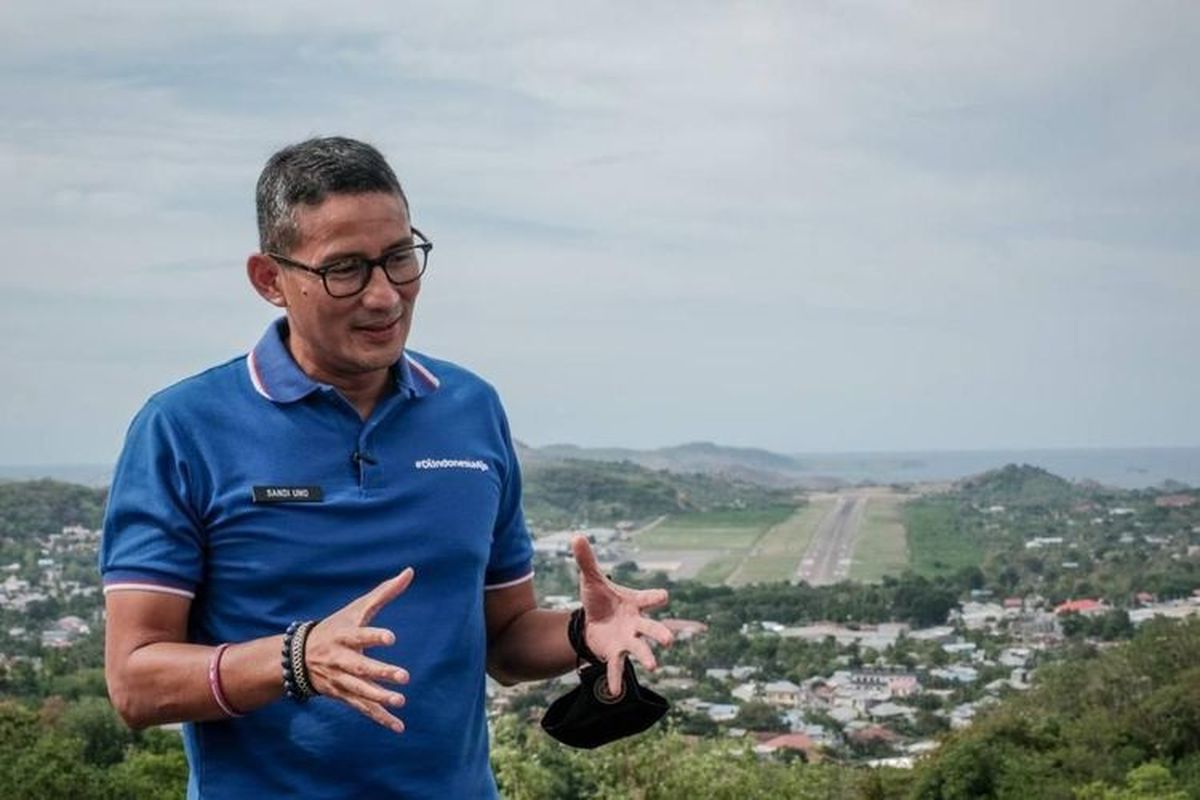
[{"left": 1, "top": 1, "right": 1197, "bottom": 461}]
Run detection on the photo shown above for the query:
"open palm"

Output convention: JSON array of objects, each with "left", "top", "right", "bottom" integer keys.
[{"left": 572, "top": 535, "right": 674, "bottom": 694}]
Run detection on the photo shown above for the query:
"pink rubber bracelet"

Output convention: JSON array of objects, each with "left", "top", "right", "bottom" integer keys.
[{"left": 209, "top": 643, "right": 244, "bottom": 718}]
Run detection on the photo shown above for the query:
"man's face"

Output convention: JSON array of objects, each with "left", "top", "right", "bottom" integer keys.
[{"left": 275, "top": 191, "right": 419, "bottom": 385}]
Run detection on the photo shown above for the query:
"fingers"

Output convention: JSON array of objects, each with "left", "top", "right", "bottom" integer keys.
[
  {"left": 342, "top": 694, "right": 406, "bottom": 735},
  {"left": 339, "top": 626, "right": 398, "bottom": 651},
  {"left": 358, "top": 567, "right": 415, "bottom": 624},
  {"left": 636, "top": 618, "right": 675, "bottom": 648},
  {"left": 606, "top": 654, "right": 625, "bottom": 698},
  {"left": 338, "top": 651, "right": 410, "bottom": 686},
  {"left": 571, "top": 536, "right": 607, "bottom": 584},
  {"left": 634, "top": 588, "right": 669, "bottom": 610},
  {"left": 314, "top": 668, "right": 407, "bottom": 734},
  {"left": 326, "top": 672, "right": 407, "bottom": 710},
  {"left": 628, "top": 637, "right": 657, "bottom": 672}
]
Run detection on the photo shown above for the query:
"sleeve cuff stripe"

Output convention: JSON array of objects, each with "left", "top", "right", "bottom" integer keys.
[
  {"left": 103, "top": 582, "right": 196, "bottom": 600},
  {"left": 484, "top": 571, "right": 535, "bottom": 591}
]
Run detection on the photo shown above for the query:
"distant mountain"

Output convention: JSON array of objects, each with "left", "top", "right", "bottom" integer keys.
[
  {"left": 517, "top": 440, "right": 835, "bottom": 489},
  {"left": 956, "top": 463, "right": 1079, "bottom": 508}
]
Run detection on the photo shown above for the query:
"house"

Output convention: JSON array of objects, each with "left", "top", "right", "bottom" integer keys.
[
  {"left": 998, "top": 648, "right": 1031, "bottom": 668},
  {"left": 908, "top": 625, "right": 956, "bottom": 644},
  {"left": 731, "top": 682, "right": 759, "bottom": 703},
  {"left": 930, "top": 666, "right": 978, "bottom": 684},
  {"left": 941, "top": 641, "right": 978, "bottom": 657},
  {"left": 757, "top": 733, "right": 821, "bottom": 762},
  {"left": 846, "top": 670, "right": 919, "bottom": 698},
  {"left": 705, "top": 704, "right": 739, "bottom": 723},
  {"left": 848, "top": 725, "right": 899, "bottom": 746},
  {"left": 1054, "top": 599, "right": 1107, "bottom": 616},
  {"left": 1156, "top": 494, "right": 1196, "bottom": 509},
  {"left": 1025, "top": 537, "right": 1064, "bottom": 549},
  {"left": 763, "top": 680, "right": 802, "bottom": 709},
  {"left": 868, "top": 702, "right": 914, "bottom": 721}
]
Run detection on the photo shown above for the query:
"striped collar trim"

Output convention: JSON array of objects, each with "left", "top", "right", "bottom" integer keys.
[{"left": 403, "top": 353, "right": 441, "bottom": 395}]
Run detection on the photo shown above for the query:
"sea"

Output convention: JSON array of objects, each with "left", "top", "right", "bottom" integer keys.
[{"left": 785, "top": 447, "right": 1200, "bottom": 490}]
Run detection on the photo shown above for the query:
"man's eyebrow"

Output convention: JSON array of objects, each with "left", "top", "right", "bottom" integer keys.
[{"left": 320, "top": 236, "right": 415, "bottom": 265}]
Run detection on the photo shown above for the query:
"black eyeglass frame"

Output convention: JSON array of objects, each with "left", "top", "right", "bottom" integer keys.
[{"left": 268, "top": 227, "right": 432, "bottom": 298}]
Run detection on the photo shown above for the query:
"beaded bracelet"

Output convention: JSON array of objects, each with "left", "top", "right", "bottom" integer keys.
[
  {"left": 282, "top": 620, "right": 318, "bottom": 702},
  {"left": 568, "top": 607, "right": 603, "bottom": 668},
  {"left": 208, "top": 643, "right": 244, "bottom": 717}
]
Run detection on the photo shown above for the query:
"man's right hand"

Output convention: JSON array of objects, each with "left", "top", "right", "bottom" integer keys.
[{"left": 304, "top": 567, "right": 414, "bottom": 734}]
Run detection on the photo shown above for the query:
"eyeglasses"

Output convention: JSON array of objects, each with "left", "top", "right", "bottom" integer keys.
[{"left": 268, "top": 228, "right": 432, "bottom": 298}]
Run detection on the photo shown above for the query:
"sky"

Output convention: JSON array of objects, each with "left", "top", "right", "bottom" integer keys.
[{"left": 1, "top": 2, "right": 1197, "bottom": 465}]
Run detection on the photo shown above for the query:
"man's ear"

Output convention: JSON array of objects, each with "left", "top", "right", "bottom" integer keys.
[{"left": 247, "top": 253, "right": 287, "bottom": 307}]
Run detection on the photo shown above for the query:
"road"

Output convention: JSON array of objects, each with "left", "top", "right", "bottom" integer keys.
[{"left": 795, "top": 494, "right": 868, "bottom": 585}]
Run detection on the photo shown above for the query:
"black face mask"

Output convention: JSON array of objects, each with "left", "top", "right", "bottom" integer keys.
[{"left": 540, "top": 659, "right": 670, "bottom": 749}]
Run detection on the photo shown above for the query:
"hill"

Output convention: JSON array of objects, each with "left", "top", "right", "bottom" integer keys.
[
  {"left": 956, "top": 463, "right": 1079, "bottom": 508},
  {"left": 910, "top": 616, "right": 1200, "bottom": 798},
  {"left": 519, "top": 440, "right": 826, "bottom": 489},
  {"left": 521, "top": 458, "right": 796, "bottom": 530},
  {"left": 0, "top": 480, "right": 107, "bottom": 541}
]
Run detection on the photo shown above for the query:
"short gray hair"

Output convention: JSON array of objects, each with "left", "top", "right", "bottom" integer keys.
[{"left": 255, "top": 137, "right": 408, "bottom": 255}]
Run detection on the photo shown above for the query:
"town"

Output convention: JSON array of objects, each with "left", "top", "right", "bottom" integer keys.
[{"left": 2, "top": 467, "right": 1199, "bottom": 780}]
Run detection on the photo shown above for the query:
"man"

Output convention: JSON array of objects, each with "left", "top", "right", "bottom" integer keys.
[{"left": 101, "top": 136, "right": 672, "bottom": 798}]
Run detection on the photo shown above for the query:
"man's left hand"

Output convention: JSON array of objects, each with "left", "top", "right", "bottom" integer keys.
[{"left": 571, "top": 535, "right": 674, "bottom": 695}]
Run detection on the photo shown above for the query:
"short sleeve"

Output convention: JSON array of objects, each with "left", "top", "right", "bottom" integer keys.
[
  {"left": 484, "top": 401, "right": 534, "bottom": 590},
  {"left": 99, "top": 400, "right": 206, "bottom": 599}
]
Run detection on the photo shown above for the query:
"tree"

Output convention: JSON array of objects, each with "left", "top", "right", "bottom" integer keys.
[{"left": 732, "top": 701, "right": 787, "bottom": 733}]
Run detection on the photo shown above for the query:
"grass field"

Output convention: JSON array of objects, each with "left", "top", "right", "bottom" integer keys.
[
  {"left": 636, "top": 506, "right": 795, "bottom": 550},
  {"left": 727, "top": 499, "right": 836, "bottom": 585},
  {"left": 636, "top": 505, "right": 797, "bottom": 585},
  {"left": 849, "top": 495, "right": 910, "bottom": 582},
  {"left": 693, "top": 552, "right": 748, "bottom": 584},
  {"left": 906, "top": 498, "right": 983, "bottom": 576}
]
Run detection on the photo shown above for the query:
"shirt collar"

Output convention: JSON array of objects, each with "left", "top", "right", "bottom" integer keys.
[{"left": 247, "top": 317, "right": 440, "bottom": 403}]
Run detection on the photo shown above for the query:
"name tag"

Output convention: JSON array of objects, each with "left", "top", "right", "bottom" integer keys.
[{"left": 252, "top": 486, "right": 324, "bottom": 504}]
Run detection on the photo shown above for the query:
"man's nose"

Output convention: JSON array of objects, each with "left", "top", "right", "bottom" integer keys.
[{"left": 360, "top": 264, "right": 406, "bottom": 307}]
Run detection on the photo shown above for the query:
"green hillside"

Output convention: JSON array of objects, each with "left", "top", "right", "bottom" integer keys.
[
  {"left": 909, "top": 616, "right": 1200, "bottom": 799},
  {"left": 521, "top": 459, "right": 794, "bottom": 530},
  {"left": 957, "top": 463, "right": 1078, "bottom": 509},
  {"left": 0, "top": 480, "right": 107, "bottom": 540}
]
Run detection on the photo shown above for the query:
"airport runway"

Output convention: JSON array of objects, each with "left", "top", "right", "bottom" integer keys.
[{"left": 795, "top": 494, "right": 868, "bottom": 585}]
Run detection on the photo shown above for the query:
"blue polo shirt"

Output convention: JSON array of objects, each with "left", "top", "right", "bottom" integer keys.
[{"left": 100, "top": 318, "right": 534, "bottom": 799}]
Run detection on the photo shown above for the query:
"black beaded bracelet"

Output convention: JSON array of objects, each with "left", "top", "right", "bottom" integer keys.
[
  {"left": 282, "top": 620, "right": 318, "bottom": 702},
  {"left": 568, "top": 607, "right": 602, "bottom": 667}
]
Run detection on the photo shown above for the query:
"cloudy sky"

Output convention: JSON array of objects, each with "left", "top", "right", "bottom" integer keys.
[{"left": 1, "top": 2, "right": 1197, "bottom": 465}]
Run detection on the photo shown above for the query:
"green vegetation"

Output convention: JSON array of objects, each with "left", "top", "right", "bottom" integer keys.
[
  {"left": 638, "top": 506, "right": 795, "bottom": 550},
  {"left": 851, "top": 495, "right": 910, "bottom": 583},
  {"left": 957, "top": 463, "right": 1076, "bottom": 509},
  {"left": 2, "top": 473, "right": 1199, "bottom": 797},
  {"left": 0, "top": 699, "right": 188, "bottom": 799},
  {"left": 693, "top": 552, "right": 745, "bottom": 584},
  {"left": 904, "top": 465, "right": 1200, "bottom": 604},
  {"left": 490, "top": 714, "right": 902, "bottom": 799},
  {"left": 521, "top": 459, "right": 793, "bottom": 530},
  {"left": 636, "top": 505, "right": 801, "bottom": 586},
  {"left": 730, "top": 500, "right": 833, "bottom": 585},
  {"left": 0, "top": 480, "right": 106, "bottom": 541},
  {"left": 906, "top": 499, "right": 983, "bottom": 577},
  {"left": 908, "top": 618, "right": 1200, "bottom": 799}
]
